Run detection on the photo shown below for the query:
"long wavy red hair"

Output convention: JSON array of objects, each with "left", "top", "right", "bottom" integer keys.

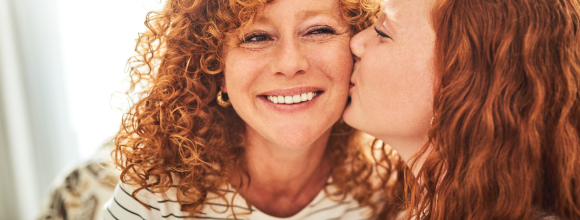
[
  {"left": 112, "top": 0, "right": 405, "bottom": 218},
  {"left": 404, "top": 0, "right": 580, "bottom": 219}
]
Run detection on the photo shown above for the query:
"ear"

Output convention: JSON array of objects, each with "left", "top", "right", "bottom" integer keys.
[{"left": 220, "top": 73, "right": 227, "bottom": 93}]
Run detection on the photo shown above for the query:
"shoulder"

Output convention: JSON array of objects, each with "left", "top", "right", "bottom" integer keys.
[
  {"left": 38, "top": 159, "right": 120, "bottom": 220},
  {"left": 103, "top": 181, "right": 187, "bottom": 220}
]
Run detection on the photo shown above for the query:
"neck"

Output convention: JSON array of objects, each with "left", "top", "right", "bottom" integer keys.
[
  {"left": 231, "top": 125, "right": 332, "bottom": 217},
  {"left": 376, "top": 134, "right": 430, "bottom": 177}
]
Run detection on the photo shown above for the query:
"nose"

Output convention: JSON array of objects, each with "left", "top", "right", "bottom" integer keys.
[
  {"left": 270, "top": 38, "right": 309, "bottom": 77},
  {"left": 350, "top": 26, "right": 369, "bottom": 61}
]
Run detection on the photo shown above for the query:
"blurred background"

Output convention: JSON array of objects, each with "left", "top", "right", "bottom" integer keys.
[{"left": 0, "top": 0, "right": 163, "bottom": 219}]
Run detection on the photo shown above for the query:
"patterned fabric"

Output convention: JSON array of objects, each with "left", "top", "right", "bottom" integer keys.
[{"left": 37, "top": 158, "right": 121, "bottom": 220}]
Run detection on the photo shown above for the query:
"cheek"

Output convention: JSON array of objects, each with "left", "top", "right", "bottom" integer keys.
[
  {"left": 223, "top": 53, "right": 266, "bottom": 104},
  {"left": 358, "top": 49, "right": 395, "bottom": 109},
  {"left": 310, "top": 41, "right": 353, "bottom": 84},
  {"left": 358, "top": 44, "right": 433, "bottom": 123},
  {"left": 330, "top": 59, "right": 353, "bottom": 89},
  {"left": 223, "top": 74, "right": 254, "bottom": 119}
]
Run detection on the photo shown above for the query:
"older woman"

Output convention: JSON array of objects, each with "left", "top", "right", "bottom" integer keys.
[
  {"left": 102, "top": 0, "right": 402, "bottom": 219},
  {"left": 344, "top": 0, "right": 580, "bottom": 219}
]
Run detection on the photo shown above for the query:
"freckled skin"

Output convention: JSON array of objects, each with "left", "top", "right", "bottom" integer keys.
[
  {"left": 222, "top": 0, "right": 352, "bottom": 150},
  {"left": 343, "top": 0, "right": 436, "bottom": 161},
  {"left": 220, "top": 0, "right": 354, "bottom": 216}
]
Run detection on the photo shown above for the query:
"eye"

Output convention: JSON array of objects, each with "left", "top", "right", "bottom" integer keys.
[
  {"left": 307, "top": 26, "right": 336, "bottom": 35},
  {"left": 241, "top": 32, "right": 271, "bottom": 43},
  {"left": 374, "top": 26, "right": 391, "bottom": 38}
]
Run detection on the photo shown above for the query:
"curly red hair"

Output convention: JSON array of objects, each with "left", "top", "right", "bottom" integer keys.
[
  {"left": 113, "top": 0, "right": 404, "bottom": 218},
  {"left": 403, "top": 0, "right": 580, "bottom": 219}
]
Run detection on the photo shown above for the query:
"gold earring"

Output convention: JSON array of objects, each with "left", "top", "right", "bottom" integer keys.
[{"left": 217, "top": 90, "right": 231, "bottom": 107}]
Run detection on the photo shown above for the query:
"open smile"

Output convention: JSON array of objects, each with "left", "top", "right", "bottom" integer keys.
[
  {"left": 259, "top": 87, "right": 324, "bottom": 105},
  {"left": 263, "top": 92, "right": 320, "bottom": 104},
  {"left": 258, "top": 87, "right": 324, "bottom": 112}
]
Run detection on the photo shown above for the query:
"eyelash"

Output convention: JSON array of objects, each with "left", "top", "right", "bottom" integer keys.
[
  {"left": 308, "top": 26, "right": 336, "bottom": 35},
  {"left": 374, "top": 26, "right": 391, "bottom": 38},
  {"left": 241, "top": 32, "right": 271, "bottom": 43},
  {"left": 241, "top": 26, "right": 336, "bottom": 43}
]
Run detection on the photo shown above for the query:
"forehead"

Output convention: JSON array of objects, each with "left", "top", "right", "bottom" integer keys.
[
  {"left": 258, "top": 0, "right": 342, "bottom": 21},
  {"left": 381, "top": 0, "right": 434, "bottom": 24}
]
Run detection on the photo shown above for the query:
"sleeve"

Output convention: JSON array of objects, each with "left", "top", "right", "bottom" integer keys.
[
  {"left": 38, "top": 160, "right": 120, "bottom": 220},
  {"left": 102, "top": 182, "right": 162, "bottom": 220}
]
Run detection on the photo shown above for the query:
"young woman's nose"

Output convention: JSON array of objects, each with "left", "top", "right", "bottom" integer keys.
[
  {"left": 270, "top": 38, "right": 309, "bottom": 77},
  {"left": 350, "top": 26, "right": 369, "bottom": 61}
]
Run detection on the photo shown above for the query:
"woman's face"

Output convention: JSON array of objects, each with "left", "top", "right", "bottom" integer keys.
[
  {"left": 222, "top": 0, "right": 352, "bottom": 149},
  {"left": 343, "top": 0, "right": 436, "bottom": 152}
]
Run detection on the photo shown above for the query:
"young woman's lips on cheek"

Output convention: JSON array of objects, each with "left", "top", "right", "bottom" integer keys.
[
  {"left": 348, "top": 80, "right": 356, "bottom": 96},
  {"left": 257, "top": 87, "right": 324, "bottom": 113}
]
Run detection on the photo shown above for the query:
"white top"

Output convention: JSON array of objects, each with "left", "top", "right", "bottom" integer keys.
[{"left": 103, "top": 179, "right": 381, "bottom": 220}]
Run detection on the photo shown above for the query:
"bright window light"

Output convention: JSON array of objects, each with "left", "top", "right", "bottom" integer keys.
[{"left": 57, "top": 0, "right": 163, "bottom": 159}]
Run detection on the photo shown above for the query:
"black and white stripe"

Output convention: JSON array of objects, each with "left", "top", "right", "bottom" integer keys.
[{"left": 103, "top": 181, "right": 381, "bottom": 220}]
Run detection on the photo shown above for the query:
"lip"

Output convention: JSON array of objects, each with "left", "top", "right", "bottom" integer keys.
[
  {"left": 350, "top": 63, "right": 358, "bottom": 90},
  {"left": 348, "top": 79, "right": 356, "bottom": 98},
  {"left": 259, "top": 86, "right": 324, "bottom": 96}
]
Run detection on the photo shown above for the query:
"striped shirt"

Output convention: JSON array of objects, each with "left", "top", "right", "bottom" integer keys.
[{"left": 103, "top": 179, "right": 381, "bottom": 220}]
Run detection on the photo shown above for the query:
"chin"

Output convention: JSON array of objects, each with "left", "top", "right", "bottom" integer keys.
[
  {"left": 270, "top": 123, "right": 332, "bottom": 150},
  {"left": 274, "top": 130, "right": 319, "bottom": 149},
  {"left": 343, "top": 104, "right": 377, "bottom": 139},
  {"left": 342, "top": 103, "right": 359, "bottom": 130}
]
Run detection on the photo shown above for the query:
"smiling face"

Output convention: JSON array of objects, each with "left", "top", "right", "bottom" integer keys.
[
  {"left": 343, "top": 0, "right": 436, "bottom": 159},
  {"left": 222, "top": 0, "right": 352, "bottom": 149}
]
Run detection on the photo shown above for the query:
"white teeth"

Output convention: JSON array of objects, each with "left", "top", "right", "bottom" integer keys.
[
  {"left": 292, "top": 95, "right": 301, "bottom": 103},
  {"left": 266, "top": 92, "right": 318, "bottom": 104}
]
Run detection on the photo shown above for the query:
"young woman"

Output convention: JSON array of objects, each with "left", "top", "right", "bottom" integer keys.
[
  {"left": 103, "top": 0, "right": 405, "bottom": 219},
  {"left": 344, "top": 0, "right": 580, "bottom": 219}
]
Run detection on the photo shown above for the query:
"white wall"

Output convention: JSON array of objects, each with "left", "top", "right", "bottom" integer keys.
[
  {"left": 57, "top": 0, "right": 163, "bottom": 159},
  {"left": 0, "top": 0, "right": 162, "bottom": 219}
]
